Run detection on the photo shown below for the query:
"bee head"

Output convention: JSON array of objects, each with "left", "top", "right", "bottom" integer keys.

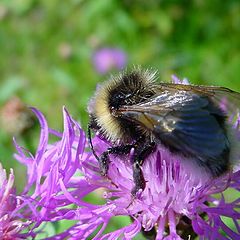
[
  {"left": 108, "top": 70, "right": 156, "bottom": 111},
  {"left": 88, "top": 68, "right": 157, "bottom": 142}
]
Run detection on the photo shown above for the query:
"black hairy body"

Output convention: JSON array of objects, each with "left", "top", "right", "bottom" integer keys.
[{"left": 88, "top": 68, "right": 240, "bottom": 195}]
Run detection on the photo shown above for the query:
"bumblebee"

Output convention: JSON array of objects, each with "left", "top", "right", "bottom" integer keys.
[{"left": 88, "top": 68, "right": 240, "bottom": 195}]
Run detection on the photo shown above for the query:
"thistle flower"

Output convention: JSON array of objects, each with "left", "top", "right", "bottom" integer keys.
[
  {"left": 92, "top": 48, "right": 127, "bottom": 74},
  {"left": 0, "top": 164, "right": 30, "bottom": 239},
  {"left": 13, "top": 99, "right": 240, "bottom": 239}
]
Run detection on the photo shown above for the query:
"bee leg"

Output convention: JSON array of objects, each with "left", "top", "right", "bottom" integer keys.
[
  {"left": 131, "top": 162, "right": 146, "bottom": 195},
  {"left": 99, "top": 145, "right": 134, "bottom": 176},
  {"left": 88, "top": 122, "right": 132, "bottom": 175},
  {"left": 99, "top": 151, "right": 110, "bottom": 176},
  {"left": 131, "top": 141, "right": 156, "bottom": 196}
]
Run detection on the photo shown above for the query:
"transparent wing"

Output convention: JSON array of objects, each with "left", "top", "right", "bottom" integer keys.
[{"left": 155, "top": 83, "right": 240, "bottom": 126}]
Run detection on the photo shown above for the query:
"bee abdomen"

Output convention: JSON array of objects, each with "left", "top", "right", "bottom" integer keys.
[{"left": 203, "top": 148, "right": 230, "bottom": 177}]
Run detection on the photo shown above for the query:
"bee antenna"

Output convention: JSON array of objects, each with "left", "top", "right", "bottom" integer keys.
[{"left": 87, "top": 123, "right": 100, "bottom": 161}]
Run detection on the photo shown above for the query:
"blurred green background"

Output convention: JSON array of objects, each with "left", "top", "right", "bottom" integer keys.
[{"left": 0, "top": 0, "right": 240, "bottom": 238}]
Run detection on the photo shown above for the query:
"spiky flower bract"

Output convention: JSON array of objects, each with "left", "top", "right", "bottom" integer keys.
[{"left": 0, "top": 164, "right": 31, "bottom": 239}]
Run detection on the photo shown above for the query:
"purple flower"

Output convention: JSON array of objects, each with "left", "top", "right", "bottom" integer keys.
[
  {"left": 171, "top": 75, "right": 189, "bottom": 84},
  {"left": 0, "top": 164, "right": 30, "bottom": 239},
  {"left": 92, "top": 48, "right": 127, "bottom": 74},
  {"left": 13, "top": 99, "right": 240, "bottom": 239}
]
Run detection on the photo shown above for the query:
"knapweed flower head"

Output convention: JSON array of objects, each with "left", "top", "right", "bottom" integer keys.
[
  {"left": 92, "top": 47, "right": 127, "bottom": 74},
  {"left": 11, "top": 76, "right": 240, "bottom": 239},
  {"left": 0, "top": 164, "right": 30, "bottom": 239}
]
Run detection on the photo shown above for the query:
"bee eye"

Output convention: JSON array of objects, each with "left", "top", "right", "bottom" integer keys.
[
  {"left": 109, "top": 91, "right": 134, "bottom": 110},
  {"left": 115, "top": 93, "right": 125, "bottom": 100},
  {"left": 109, "top": 92, "right": 125, "bottom": 109}
]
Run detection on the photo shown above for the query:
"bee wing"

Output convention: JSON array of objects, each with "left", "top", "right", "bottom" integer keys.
[
  {"left": 118, "top": 88, "right": 231, "bottom": 175},
  {"left": 155, "top": 83, "right": 240, "bottom": 125}
]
